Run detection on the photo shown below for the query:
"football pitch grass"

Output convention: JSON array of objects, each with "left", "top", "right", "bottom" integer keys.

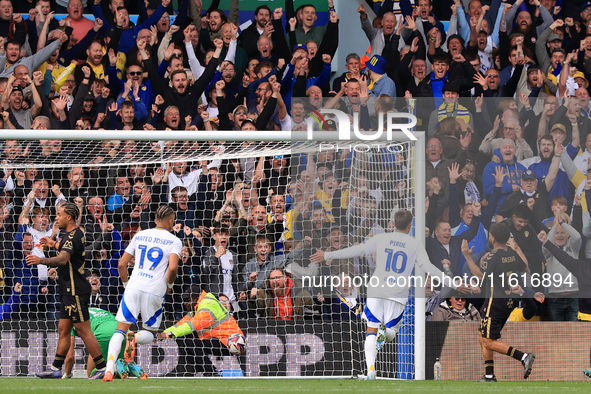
[{"left": 0, "top": 378, "right": 590, "bottom": 393}]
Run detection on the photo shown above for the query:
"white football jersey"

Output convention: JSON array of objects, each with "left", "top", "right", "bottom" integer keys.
[
  {"left": 24, "top": 224, "right": 53, "bottom": 282},
  {"left": 325, "top": 232, "right": 444, "bottom": 301},
  {"left": 125, "top": 228, "right": 182, "bottom": 297}
]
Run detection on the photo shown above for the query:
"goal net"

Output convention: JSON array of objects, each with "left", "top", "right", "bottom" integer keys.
[{"left": 0, "top": 125, "right": 425, "bottom": 379}]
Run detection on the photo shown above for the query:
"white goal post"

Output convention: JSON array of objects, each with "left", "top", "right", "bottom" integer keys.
[{"left": 0, "top": 127, "right": 426, "bottom": 380}]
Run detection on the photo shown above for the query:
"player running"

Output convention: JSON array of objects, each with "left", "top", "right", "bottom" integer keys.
[
  {"left": 64, "top": 307, "right": 147, "bottom": 379},
  {"left": 158, "top": 288, "right": 245, "bottom": 376},
  {"left": 311, "top": 210, "right": 464, "bottom": 380},
  {"left": 103, "top": 205, "right": 181, "bottom": 382},
  {"left": 27, "top": 203, "right": 107, "bottom": 379},
  {"left": 462, "top": 224, "right": 535, "bottom": 382}
]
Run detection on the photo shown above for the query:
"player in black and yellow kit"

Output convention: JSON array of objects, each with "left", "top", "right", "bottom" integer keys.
[
  {"left": 462, "top": 223, "right": 535, "bottom": 382},
  {"left": 26, "top": 203, "right": 107, "bottom": 379}
]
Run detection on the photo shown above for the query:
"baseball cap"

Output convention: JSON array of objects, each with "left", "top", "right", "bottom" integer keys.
[
  {"left": 548, "top": 34, "right": 562, "bottom": 42},
  {"left": 232, "top": 105, "right": 248, "bottom": 117},
  {"left": 551, "top": 123, "right": 567, "bottom": 134},
  {"left": 365, "top": 55, "right": 387, "bottom": 75},
  {"left": 241, "top": 118, "right": 257, "bottom": 129},
  {"left": 85, "top": 268, "right": 100, "bottom": 277},
  {"left": 574, "top": 71, "right": 589, "bottom": 88},
  {"left": 527, "top": 65, "right": 541, "bottom": 74},
  {"left": 293, "top": 44, "right": 308, "bottom": 53},
  {"left": 521, "top": 169, "right": 537, "bottom": 180},
  {"left": 10, "top": 86, "right": 23, "bottom": 94},
  {"left": 83, "top": 90, "right": 95, "bottom": 101},
  {"left": 326, "top": 119, "right": 338, "bottom": 130},
  {"left": 582, "top": 1, "right": 591, "bottom": 11}
]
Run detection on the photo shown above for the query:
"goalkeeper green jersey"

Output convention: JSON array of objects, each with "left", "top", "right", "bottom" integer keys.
[{"left": 72, "top": 308, "right": 116, "bottom": 336}]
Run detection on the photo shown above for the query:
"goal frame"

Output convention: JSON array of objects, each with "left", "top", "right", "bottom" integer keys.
[{"left": 0, "top": 128, "right": 426, "bottom": 380}]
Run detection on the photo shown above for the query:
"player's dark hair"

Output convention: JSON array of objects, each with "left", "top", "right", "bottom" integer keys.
[
  {"left": 489, "top": 223, "right": 511, "bottom": 244},
  {"left": 512, "top": 204, "right": 531, "bottom": 221},
  {"left": 394, "top": 210, "right": 413, "bottom": 230},
  {"left": 155, "top": 205, "right": 175, "bottom": 221},
  {"left": 62, "top": 202, "right": 80, "bottom": 222}
]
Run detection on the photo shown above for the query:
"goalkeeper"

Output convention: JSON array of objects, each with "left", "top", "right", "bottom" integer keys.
[
  {"left": 158, "top": 286, "right": 244, "bottom": 376},
  {"left": 64, "top": 307, "right": 147, "bottom": 379}
]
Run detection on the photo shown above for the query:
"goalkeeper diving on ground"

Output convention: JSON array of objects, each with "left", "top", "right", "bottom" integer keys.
[{"left": 157, "top": 287, "right": 246, "bottom": 377}]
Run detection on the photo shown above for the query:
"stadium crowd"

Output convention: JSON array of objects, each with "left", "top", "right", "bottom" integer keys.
[{"left": 0, "top": 0, "right": 590, "bottom": 338}]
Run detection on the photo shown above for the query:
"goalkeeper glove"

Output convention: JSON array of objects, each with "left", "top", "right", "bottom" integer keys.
[{"left": 163, "top": 323, "right": 192, "bottom": 338}]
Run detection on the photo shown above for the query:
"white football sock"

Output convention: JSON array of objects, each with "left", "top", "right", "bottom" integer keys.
[
  {"left": 365, "top": 334, "right": 378, "bottom": 372},
  {"left": 106, "top": 331, "right": 126, "bottom": 373}
]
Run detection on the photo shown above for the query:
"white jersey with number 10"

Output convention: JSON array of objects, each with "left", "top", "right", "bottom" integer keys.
[
  {"left": 125, "top": 228, "right": 183, "bottom": 297},
  {"left": 324, "top": 232, "right": 444, "bottom": 302}
]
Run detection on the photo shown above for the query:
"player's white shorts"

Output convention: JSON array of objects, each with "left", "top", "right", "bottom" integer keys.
[
  {"left": 116, "top": 288, "right": 165, "bottom": 330},
  {"left": 363, "top": 298, "right": 405, "bottom": 329}
]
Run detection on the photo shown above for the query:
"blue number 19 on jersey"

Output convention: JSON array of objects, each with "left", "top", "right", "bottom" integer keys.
[
  {"left": 384, "top": 249, "right": 408, "bottom": 274},
  {"left": 137, "top": 245, "right": 164, "bottom": 271}
]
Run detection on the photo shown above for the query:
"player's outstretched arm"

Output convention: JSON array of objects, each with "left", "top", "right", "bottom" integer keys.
[
  {"left": 25, "top": 250, "right": 71, "bottom": 267},
  {"left": 461, "top": 239, "right": 483, "bottom": 279},
  {"left": 313, "top": 237, "right": 378, "bottom": 262},
  {"left": 415, "top": 245, "right": 446, "bottom": 279},
  {"left": 310, "top": 249, "right": 326, "bottom": 263},
  {"left": 161, "top": 310, "right": 216, "bottom": 339},
  {"left": 118, "top": 252, "right": 134, "bottom": 285}
]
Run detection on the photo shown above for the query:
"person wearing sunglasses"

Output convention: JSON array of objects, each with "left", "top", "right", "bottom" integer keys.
[
  {"left": 108, "top": 56, "right": 155, "bottom": 113},
  {"left": 431, "top": 293, "right": 481, "bottom": 322}
]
